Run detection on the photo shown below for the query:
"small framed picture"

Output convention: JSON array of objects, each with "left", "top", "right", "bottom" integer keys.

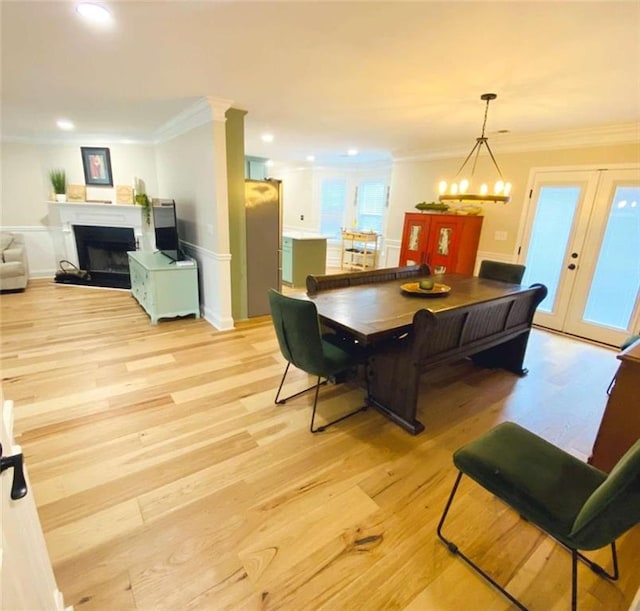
[{"left": 81, "top": 147, "right": 113, "bottom": 186}]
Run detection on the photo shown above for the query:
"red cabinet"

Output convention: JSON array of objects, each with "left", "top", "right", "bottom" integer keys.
[{"left": 398, "top": 213, "right": 483, "bottom": 275}]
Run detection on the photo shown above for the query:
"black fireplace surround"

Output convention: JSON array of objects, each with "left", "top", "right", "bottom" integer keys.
[{"left": 71, "top": 225, "right": 136, "bottom": 289}]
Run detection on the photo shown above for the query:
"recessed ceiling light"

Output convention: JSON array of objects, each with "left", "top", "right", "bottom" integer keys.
[
  {"left": 347, "top": 149, "right": 358, "bottom": 156},
  {"left": 56, "top": 119, "right": 75, "bottom": 131},
  {"left": 76, "top": 3, "right": 112, "bottom": 23},
  {"left": 306, "top": 155, "right": 315, "bottom": 162},
  {"left": 261, "top": 133, "right": 274, "bottom": 143}
]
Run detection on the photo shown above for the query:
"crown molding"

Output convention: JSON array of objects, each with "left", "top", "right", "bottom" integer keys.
[
  {"left": 152, "top": 96, "right": 234, "bottom": 143},
  {"left": 395, "top": 122, "right": 640, "bottom": 163},
  {"left": 207, "top": 96, "right": 235, "bottom": 122},
  {"left": 0, "top": 134, "right": 152, "bottom": 145},
  {"left": 2, "top": 97, "right": 237, "bottom": 146}
]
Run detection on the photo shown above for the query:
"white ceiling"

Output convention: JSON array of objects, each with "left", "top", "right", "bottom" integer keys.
[{"left": 2, "top": 1, "right": 639, "bottom": 165}]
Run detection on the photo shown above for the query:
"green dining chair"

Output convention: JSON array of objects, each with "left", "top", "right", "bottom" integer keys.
[
  {"left": 606, "top": 333, "right": 640, "bottom": 395},
  {"left": 437, "top": 421, "right": 640, "bottom": 610},
  {"left": 268, "top": 289, "right": 369, "bottom": 433},
  {"left": 479, "top": 260, "right": 526, "bottom": 283}
]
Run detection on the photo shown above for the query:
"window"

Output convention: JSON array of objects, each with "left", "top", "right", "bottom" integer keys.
[
  {"left": 357, "top": 181, "right": 387, "bottom": 234},
  {"left": 319, "top": 179, "right": 347, "bottom": 239}
]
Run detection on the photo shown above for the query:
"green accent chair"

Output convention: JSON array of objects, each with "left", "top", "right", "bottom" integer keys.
[
  {"left": 621, "top": 334, "right": 640, "bottom": 350},
  {"left": 606, "top": 333, "right": 640, "bottom": 395},
  {"left": 268, "top": 289, "right": 369, "bottom": 433},
  {"left": 479, "top": 260, "right": 526, "bottom": 284},
  {"left": 437, "top": 421, "right": 640, "bottom": 610}
]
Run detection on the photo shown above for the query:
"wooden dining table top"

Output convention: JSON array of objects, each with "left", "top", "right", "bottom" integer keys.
[{"left": 300, "top": 273, "right": 529, "bottom": 345}]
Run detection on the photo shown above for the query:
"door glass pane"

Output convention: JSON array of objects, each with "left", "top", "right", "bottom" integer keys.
[
  {"left": 583, "top": 186, "right": 640, "bottom": 330},
  {"left": 522, "top": 186, "right": 581, "bottom": 313}
]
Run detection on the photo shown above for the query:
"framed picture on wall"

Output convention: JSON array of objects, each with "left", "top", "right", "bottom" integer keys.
[{"left": 81, "top": 146, "right": 113, "bottom": 186}]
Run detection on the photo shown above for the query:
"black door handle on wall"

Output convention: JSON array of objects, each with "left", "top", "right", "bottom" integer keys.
[{"left": 0, "top": 442, "right": 28, "bottom": 500}]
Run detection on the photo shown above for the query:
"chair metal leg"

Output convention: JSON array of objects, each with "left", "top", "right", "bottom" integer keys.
[
  {"left": 575, "top": 542, "right": 619, "bottom": 580},
  {"left": 310, "top": 369, "right": 369, "bottom": 433},
  {"left": 571, "top": 549, "right": 578, "bottom": 611},
  {"left": 274, "top": 362, "right": 328, "bottom": 405},
  {"left": 275, "top": 362, "right": 369, "bottom": 434},
  {"left": 437, "top": 471, "right": 528, "bottom": 610},
  {"left": 570, "top": 542, "right": 619, "bottom": 611},
  {"left": 438, "top": 473, "right": 622, "bottom": 611}
]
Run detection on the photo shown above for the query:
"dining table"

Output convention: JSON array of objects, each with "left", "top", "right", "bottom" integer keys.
[{"left": 299, "top": 273, "right": 548, "bottom": 433}]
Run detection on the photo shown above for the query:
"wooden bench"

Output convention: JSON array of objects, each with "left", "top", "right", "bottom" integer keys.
[
  {"left": 306, "top": 264, "right": 431, "bottom": 294},
  {"left": 367, "top": 283, "right": 548, "bottom": 434}
]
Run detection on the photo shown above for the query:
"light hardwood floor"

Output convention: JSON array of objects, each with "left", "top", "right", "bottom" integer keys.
[{"left": 2, "top": 279, "right": 638, "bottom": 610}]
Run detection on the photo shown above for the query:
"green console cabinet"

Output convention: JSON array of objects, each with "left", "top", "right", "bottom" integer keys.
[
  {"left": 281, "top": 234, "right": 327, "bottom": 288},
  {"left": 128, "top": 251, "right": 200, "bottom": 324}
]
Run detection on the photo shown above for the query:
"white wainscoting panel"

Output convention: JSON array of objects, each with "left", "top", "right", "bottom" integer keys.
[
  {"left": 384, "top": 239, "right": 401, "bottom": 268},
  {"left": 180, "top": 240, "right": 234, "bottom": 331}
]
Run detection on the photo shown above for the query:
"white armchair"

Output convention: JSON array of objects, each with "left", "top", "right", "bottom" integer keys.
[{"left": 1, "top": 232, "right": 29, "bottom": 291}]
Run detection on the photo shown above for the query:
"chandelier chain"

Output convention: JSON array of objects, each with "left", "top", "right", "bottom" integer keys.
[{"left": 480, "top": 97, "right": 491, "bottom": 138}]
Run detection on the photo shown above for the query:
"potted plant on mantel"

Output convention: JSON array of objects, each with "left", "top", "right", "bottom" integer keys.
[
  {"left": 135, "top": 193, "right": 151, "bottom": 225},
  {"left": 49, "top": 169, "right": 67, "bottom": 202}
]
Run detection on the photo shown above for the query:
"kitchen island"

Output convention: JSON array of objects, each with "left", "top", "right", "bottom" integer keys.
[{"left": 282, "top": 232, "right": 327, "bottom": 288}]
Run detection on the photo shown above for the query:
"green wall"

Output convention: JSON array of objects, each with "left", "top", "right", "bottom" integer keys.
[{"left": 225, "top": 108, "right": 248, "bottom": 321}]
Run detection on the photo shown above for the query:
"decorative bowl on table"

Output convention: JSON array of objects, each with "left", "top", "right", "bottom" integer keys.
[{"left": 400, "top": 281, "right": 451, "bottom": 297}]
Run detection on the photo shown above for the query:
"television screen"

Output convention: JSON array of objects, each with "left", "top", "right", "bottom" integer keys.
[{"left": 152, "top": 199, "right": 181, "bottom": 262}]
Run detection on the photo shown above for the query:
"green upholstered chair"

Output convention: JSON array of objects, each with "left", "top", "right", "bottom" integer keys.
[
  {"left": 606, "top": 333, "right": 640, "bottom": 395},
  {"left": 268, "top": 289, "right": 369, "bottom": 433},
  {"left": 621, "top": 334, "right": 640, "bottom": 350},
  {"left": 478, "top": 260, "right": 526, "bottom": 284},
  {"left": 437, "top": 421, "right": 640, "bottom": 610}
]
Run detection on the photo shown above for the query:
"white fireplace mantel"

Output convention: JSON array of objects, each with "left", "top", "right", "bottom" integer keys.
[
  {"left": 48, "top": 201, "right": 152, "bottom": 267},
  {"left": 51, "top": 201, "right": 145, "bottom": 233}
]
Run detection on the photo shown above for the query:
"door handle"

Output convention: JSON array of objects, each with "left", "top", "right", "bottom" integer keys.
[
  {"left": 567, "top": 263, "right": 577, "bottom": 270},
  {"left": 0, "top": 442, "right": 28, "bottom": 500}
]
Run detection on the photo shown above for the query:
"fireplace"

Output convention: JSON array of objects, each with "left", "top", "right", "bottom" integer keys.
[{"left": 71, "top": 225, "right": 136, "bottom": 289}]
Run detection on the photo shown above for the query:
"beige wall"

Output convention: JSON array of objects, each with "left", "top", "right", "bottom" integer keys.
[
  {"left": 278, "top": 167, "right": 314, "bottom": 230},
  {"left": 155, "top": 122, "right": 217, "bottom": 251},
  {"left": 271, "top": 163, "right": 393, "bottom": 234},
  {"left": 0, "top": 141, "right": 158, "bottom": 227},
  {"left": 388, "top": 142, "right": 640, "bottom": 255}
]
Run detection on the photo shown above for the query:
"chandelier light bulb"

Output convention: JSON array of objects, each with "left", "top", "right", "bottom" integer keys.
[{"left": 436, "top": 93, "right": 511, "bottom": 204}]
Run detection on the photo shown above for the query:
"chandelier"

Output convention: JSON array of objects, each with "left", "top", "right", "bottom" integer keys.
[{"left": 438, "top": 93, "right": 511, "bottom": 204}]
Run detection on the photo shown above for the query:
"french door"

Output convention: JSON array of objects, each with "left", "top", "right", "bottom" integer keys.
[{"left": 519, "top": 167, "right": 640, "bottom": 346}]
